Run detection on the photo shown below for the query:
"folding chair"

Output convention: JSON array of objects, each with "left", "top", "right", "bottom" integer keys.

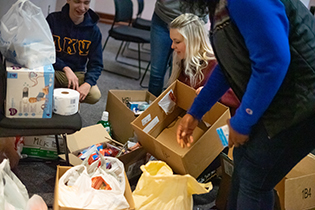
[{"left": 102, "top": 0, "right": 150, "bottom": 80}]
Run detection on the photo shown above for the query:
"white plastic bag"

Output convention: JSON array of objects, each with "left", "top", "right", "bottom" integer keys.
[
  {"left": 58, "top": 154, "right": 129, "bottom": 210},
  {"left": 0, "top": 0, "right": 55, "bottom": 68},
  {"left": 0, "top": 159, "right": 47, "bottom": 210}
]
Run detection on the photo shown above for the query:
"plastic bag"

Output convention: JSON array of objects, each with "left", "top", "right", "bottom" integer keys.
[
  {"left": 0, "top": 159, "right": 47, "bottom": 210},
  {"left": 58, "top": 153, "right": 129, "bottom": 210},
  {"left": 132, "top": 161, "right": 213, "bottom": 210},
  {"left": 0, "top": 0, "right": 55, "bottom": 68}
]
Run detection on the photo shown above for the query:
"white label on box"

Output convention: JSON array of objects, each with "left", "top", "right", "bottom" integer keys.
[
  {"left": 216, "top": 125, "right": 229, "bottom": 147},
  {"left": 158, "top": 89, "right": 176, "bottom": 115},
  {"left": 143, "top": 116, "right": 159, "bottom": 133},
  {"left": 141, "top": 114, "right": 151, "bottom": 126}
]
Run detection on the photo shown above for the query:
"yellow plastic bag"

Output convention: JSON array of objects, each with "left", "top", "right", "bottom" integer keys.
[{"left": 132, "top": 161, "right": 212, "bottom": 210}]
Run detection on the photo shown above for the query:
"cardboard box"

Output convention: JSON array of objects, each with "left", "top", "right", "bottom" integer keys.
[
  {"left": 22, "top": 135, "right": 63, "bottom": 160},
  {"left": 61, "top": 124, "right": 147, "bottom": 180},
  {"left": 131, "top": 80, "right": 231, "bottom": 178},
  {"left": 216, "top": 153, "right": 315, "bottom": 210},
  {"left": 106, "top": 90, "right": 156, "bottom": 143},
  {"left": 275, "top": 153, "right": 315, "bottom": 210},
  {"left": 5, "top": 62, "right": 54, "bottom": 118},
  {"left": 53, "top": 165, "right": 135, "bottom": 210}
]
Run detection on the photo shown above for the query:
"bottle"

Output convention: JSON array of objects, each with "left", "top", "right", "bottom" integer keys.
[{"left": 97, "top": 111, "right": 113, "bottom": 137}]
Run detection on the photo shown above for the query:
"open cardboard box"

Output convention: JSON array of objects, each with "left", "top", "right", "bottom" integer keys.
[
  {"left": 53, "top": 165, "right": 135, "bottom": 210},
  {"left": 131, "top": 80, "right": 231, "bottom": 178},
  {"left": 106, "top": 90, "right": 156, "bottom": 143},
  {"left": 216, "top": 153, "right": 315, "bottom": 210},
  {"left": 275, "top": 153, "right": 315, "bottom": 210},
  {"left": 60, "top": 124, "right": 147, "bottom": 180}
]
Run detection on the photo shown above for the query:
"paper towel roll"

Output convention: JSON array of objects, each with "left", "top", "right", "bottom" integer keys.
[{"left": 53, "top": 88, "right": 80, "bottom": 116}]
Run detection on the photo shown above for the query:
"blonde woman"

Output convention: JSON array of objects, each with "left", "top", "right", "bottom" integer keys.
[{"left": 169, "top": 13, "right": 239, "bottom": 115}]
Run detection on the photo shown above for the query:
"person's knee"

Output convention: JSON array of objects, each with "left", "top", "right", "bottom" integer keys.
[{"left": 83, "top": 86, "right": 101, "bottom": 104}]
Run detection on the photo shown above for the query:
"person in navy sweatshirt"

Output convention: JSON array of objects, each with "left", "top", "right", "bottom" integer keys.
[
  {"left": 177, "top": 0, "right": 315, "bottom": 209},
  {"left": 46, "top": 0, "right": 103, "bottom": 104}
]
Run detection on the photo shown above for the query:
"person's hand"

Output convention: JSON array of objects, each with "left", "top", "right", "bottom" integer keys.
[
  {"left": 176, "top": 114, "right": 199, "bottom": 148},
  {"left": 227, "top": 119, "right": 249, "bottom": 148},
  {"left": 78, "top": 82, "right": 91, "bottom": 102},
  {"left": 0, "top": 137, "right": 20, "bottom": 169},
  {"left": 63, "top": 66, "right": 79, "bottom": 90},
  {"left": 196, "top": 86, "right": 203, "bottom": 95}
]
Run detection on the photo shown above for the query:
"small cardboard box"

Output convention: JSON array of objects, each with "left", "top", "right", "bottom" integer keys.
[
  {"left": 106, "top": 90, "right": 156, "bottom": 143},
  {"left": 275, "top": 153, "right": 315, "bottom": 210},
  {"left": 131, "top": 80, "right": 231, "bottom": 178},
  {"left": 5, "top": 62, "right": 54, "bottom": 118},
  {"left": 53, "top": 165, "right": 135, "bottom": 210},
  {"left": 22, "top": 135, "right": 63, "bottom": 160},
  {"left": 61, "top": 124, "right": 147, "bottom": 180}
]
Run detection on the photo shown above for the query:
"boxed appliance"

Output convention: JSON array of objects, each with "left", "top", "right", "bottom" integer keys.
[{"left": 5, "top": 62, "right": 54, "bottom": 118}]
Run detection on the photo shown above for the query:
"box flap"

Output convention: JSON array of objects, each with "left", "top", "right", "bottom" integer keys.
[{"left": 66, "top": 124, "right": 111, "bottom": 152}]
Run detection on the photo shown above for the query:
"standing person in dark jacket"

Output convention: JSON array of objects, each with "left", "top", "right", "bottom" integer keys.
[
  {"left": 176, "top": 0, "right": 315, "bottom": 209},
  {"left": 46, "top": 0, "right": 103, "bottom": 104}
]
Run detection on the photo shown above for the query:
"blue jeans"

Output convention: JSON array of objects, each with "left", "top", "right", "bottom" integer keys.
[
  {"left": 148, "top": 13, "right": 173, "bottom": 97},
  {"left": 227, "top": 114, "right": 315, "bottom": 210}
]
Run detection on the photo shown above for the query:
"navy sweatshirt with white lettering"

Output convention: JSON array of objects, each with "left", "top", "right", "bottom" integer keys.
[{"left": 46, "top": 3, "right": 103, "bottom": 86}]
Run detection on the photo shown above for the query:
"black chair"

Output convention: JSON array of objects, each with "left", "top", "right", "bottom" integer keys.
[
  {"left": 102, "top": 0, "right": 151, "bottom": 80},
  {"left": 0, "top": 58, "right": 82, "bottom": 166},
  {"left": 132, "top": 0, "right": 151, "bottom": 31}
]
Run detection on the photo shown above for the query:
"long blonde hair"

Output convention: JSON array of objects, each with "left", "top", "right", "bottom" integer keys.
[{"left": 168, "top": 13, "right": 215, "bottom": 87}]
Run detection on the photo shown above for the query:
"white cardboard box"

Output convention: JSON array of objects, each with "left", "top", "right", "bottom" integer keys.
[{"left": 5, "top": 62, "right": 54, "bottom": 118}]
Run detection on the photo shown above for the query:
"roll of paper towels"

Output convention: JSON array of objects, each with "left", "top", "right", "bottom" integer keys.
[{"left": 53, "top": 88, "right": 80, "bottom": 116}]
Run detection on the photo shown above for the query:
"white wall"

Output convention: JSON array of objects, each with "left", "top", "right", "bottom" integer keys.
[
  {"left": 94, "top": 0, "right": 155, "bottom": 20},
  {"left": 0, "top": 0, "right": 57, "bottom": 19}
]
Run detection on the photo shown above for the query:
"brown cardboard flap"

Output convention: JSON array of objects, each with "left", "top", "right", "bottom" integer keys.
[{"left": 66, "top": 124, "right": 111, "bottom": 152}]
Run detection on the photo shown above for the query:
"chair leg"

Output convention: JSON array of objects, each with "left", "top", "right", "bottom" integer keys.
[
  {"left": 55, "top": 135, "right": 60, "bottom": 154},
  {"left": 102, "top": 35, "right": 110, "bottom": 52},
  {"left": 121, "top": 42, "right": 129, "bottom": 57},
  {"left": 137, "top": 43, "right": 142, "bottom": 80},
  {"left": 140, "top": 61, "right": 151, "bottom": 88},
  {"left": 115, "top": 41, "right": 125, "bottom": 61},
  {"left": 61, "top": 134, "right": 70, "bottom": 166}
]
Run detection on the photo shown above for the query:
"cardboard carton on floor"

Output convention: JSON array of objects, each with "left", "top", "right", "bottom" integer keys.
[
  {"left": 53, "top": 165, "right": 135, "bottom": 210},
  {"left": 275, "top": 153, "right": 315, "bottom": 210},
  {"left": 216, "top": 153, "right": 315, "bottom": 210},
  {"left": 60, "top": 124, "right": 147, "bottom": 180},
  {"left": 106, "top": 90, "right": 156, "bottom": 143},
  {"left": 22, "top": 135, "right": 62, "bottom": 160},
  {"left": 131, "top": 80, "right": 231, "bottom": 178}
]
